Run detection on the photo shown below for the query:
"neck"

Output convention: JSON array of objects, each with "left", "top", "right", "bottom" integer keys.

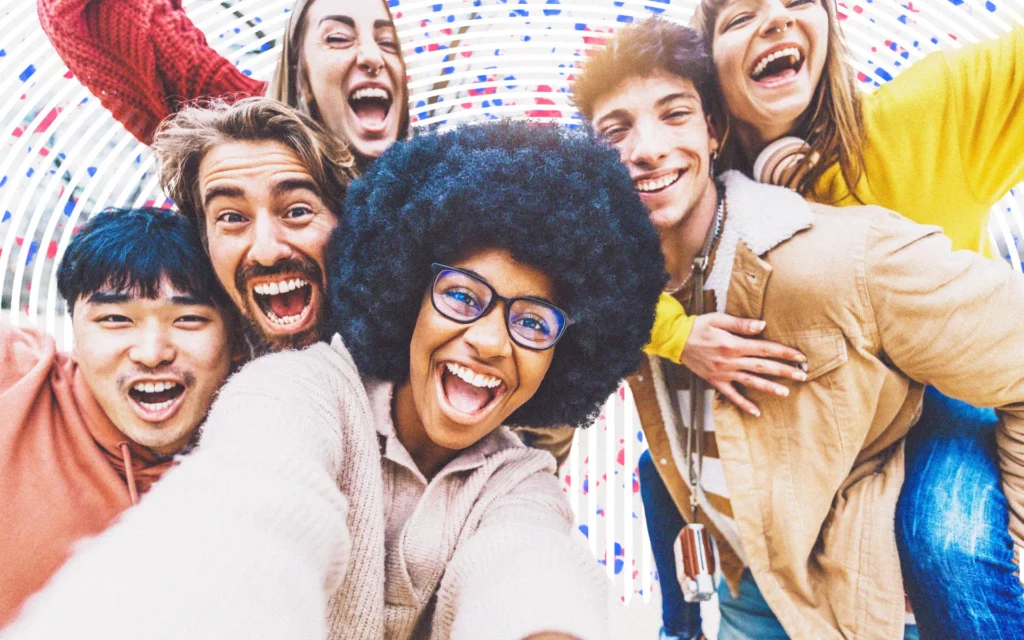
[
  {"left": 734, "top": 117, "right": 799, "bottom": 164},
  {"left": 661, "top": 180, "right": 720, "bottom": 291},
  {"left": 392, "top": 382, "right": 456, "bottom": 479}
]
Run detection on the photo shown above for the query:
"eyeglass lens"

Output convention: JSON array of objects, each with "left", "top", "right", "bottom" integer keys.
[{"left": 432, "top": 268, "right": 566, "bottom": 350}]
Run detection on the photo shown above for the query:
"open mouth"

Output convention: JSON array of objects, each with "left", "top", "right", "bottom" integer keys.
[
  {"left": 348, "top": 86, "right": 393, "bottom": 131},
  {"left": 750, "top": 46, "right": 805, "bottom": 84},
  {"left": 251, "top": 278, "right": 313, "bottom": 330},
  {"left": 128, "top": 380, "right": 185, "bottom": 421},
  {"left": 438, "top": 362, "right": 508, "bottom": 419},
  {"left": 635, "top": 170, "right": 684, "bottom": 194}
]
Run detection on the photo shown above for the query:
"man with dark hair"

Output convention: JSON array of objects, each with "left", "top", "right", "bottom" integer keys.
[
  {"left": 574, "top": 16, "right": 1024, "bottom": 640},
  {"left": 0, "top": 207, "right": 236, "bottom": 627}
]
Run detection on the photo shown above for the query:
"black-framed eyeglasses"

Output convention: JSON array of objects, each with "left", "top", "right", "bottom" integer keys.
[{"left": 430, "top": 263, "right": 574, "bottom": 351}]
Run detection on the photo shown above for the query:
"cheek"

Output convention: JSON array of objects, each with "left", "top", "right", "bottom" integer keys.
[{"left": 517, "top": 351, "right": 554, "bottom": 398}]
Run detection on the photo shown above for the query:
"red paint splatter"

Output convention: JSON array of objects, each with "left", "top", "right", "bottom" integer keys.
[
  {"left": 853, "top": 5, "right": 863, "bottom": 13},
  {"left": 47, "top": 241, "right": 58, "bottom": 259},
  {"left": 34, "top": 107, "right": 61, "bottom": 133},
  {"left": 616, "top": 448, "right": 625, "bottom": 465},
  {"left": 12, "top": 127, "right": 23, "bottom": 137}
]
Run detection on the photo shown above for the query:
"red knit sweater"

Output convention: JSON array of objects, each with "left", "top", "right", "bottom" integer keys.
[{"left": 37, "top": 0, "right": 268, "bottom": 144}]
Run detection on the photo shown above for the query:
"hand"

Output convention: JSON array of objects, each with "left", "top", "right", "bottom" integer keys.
[{"left": 680, "top": 313, "right": 806, "bottom": 416}]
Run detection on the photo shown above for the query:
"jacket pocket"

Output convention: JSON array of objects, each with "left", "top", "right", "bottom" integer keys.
[{"left": 788, "top": 328, "right": 848, "bottom": 381}]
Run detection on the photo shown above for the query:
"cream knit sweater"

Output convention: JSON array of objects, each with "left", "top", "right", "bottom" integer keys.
[{"left": 4, "top": 337, "right": 608, "bottom": 640}]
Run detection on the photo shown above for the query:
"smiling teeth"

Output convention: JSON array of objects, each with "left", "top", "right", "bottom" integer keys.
[
  {"left": 139, "top": 398, "right": 175, "bottom": 411},
  {"left": 132, "top": 381, "right": 179, "bottom": 393},
  {"left": 752, "top": 47, "right": 802, "bottom": 79},
  {"left": 265, "top": 309, "right": 304, "bottom": 326},
  {"left": 636, "top": 171, "right": 682, "bottom": 193},
  {"left": 351, "top": 87, "right": 390, "bottom": 101},
  {"left": 254, "top": 279, "right": 309, "bottom": 296},
  {"left": 446, "top": 362, "right": 502, "bottom": 389}
]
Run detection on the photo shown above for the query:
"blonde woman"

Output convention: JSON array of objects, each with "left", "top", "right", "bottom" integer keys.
[{"left": 38, "top": 0, "right": 408, "bottom": 165}]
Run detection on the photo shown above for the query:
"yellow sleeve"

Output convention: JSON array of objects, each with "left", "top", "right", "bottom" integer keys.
[
  {"left": 818, "top": 27, "right": 1024, "bottom": 253},
  {"left": 643, "top": 292, "right": 695, "bottom": 364}
]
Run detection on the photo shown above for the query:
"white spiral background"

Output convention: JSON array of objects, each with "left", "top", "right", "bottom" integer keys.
[{"left": 1, "top": 0, "right": 1023, "bottom": 611}]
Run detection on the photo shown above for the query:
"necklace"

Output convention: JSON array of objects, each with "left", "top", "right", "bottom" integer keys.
[{"left": 664, "top": 192, "right": 726, "bottom": 296}]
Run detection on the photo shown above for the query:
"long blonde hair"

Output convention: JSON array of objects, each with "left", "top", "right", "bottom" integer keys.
[
  {"left": 693, "top": 0, "right": 864, "bottom": 200},
  {"left": 267, "top": 0, "right": 411, "bottom": 160}
]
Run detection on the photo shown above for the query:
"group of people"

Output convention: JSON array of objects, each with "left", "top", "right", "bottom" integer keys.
[{"left": 0, "top": 0, "right": 1020, "bottom": 638}]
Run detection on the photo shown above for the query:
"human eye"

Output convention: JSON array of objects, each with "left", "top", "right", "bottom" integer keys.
[
  {"left": 216, "top": 211, "right": 246, "bottom": 225},
  {"left": 722, "top": 12, "right": 753, "bottom": 31},
  {"left": 324, "top": 27, "right": 355, "bottom": 47},
  {"left": 96, "top": 314, "right": 132, "bottom": 325},
  {"left": 440, "top": 287, "right": 483, "bottom": 315},
  {"left": 176, "top": 314, "right": 212, "bottom": 327},
  {"left": 377, "top": 34, "right": 400, "bottom": 54},
  {"left": 284, "top": 206, "right": 314, "bottom": 220},
  {"left": 665, "top": 107, "right": 693, "bottom": 122},
  {"left": 787, "top": 0, "right": 815, "bottom": 7},
  {"left": 599, "top": 126, "right": 628, "bottom": 145}
]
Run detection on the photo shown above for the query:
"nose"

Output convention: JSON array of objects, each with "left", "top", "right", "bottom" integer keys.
[
  {"left": 356, "top": 34, "right": 385, "bottom": 76},
  {"left": 462, "top": 305, "right": 514, "bottom": 360},
  {"left": 248, "top": 211, "right": 291, "bottom": 267},
  {"left": 627, "top": 118, "right": 672, "bottom": 169},
  {"left": 129, "top": 323, "right": 176, "bottom": 369},
  {"left": 762, "top": 2, "right": 795, "bottom": 36}
]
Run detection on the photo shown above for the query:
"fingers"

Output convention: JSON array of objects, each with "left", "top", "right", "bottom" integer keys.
[
  {"left": 712, "top": 380, "right": 761, "bottom": 417},
  {"left": 737, "top": 337, "right": 805, "bottom": 363},
  {"left": 733, "top": 372, "right": 790, "bottom": 398},
  {"left": 705, "top": 313, "right": 766, "bottom": 336},
  {"left": 734, "top": 357, "right": 808, "bottom": 382}
]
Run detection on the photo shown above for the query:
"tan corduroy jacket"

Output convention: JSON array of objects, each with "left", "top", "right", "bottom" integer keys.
[{"left": 630, "top": 172, "right": 1024, "bottom": 640}]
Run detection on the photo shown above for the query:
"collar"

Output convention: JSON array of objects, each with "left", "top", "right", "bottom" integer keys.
[
  {"left": 704, "top": 170, "right": 814, "bottom": 312},
  {"left": 70, "top": 364, "right": 175, "bottom": 481},
  {"left": 365, "top": 378, "right": 520, "bottom": 485}
]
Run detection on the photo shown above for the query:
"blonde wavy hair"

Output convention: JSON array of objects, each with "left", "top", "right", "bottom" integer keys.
[
  {"left": 152, "top": 97, "right": 356, "bottom": 240},
  {"left": 692, "top": 0, "right": 864, "bottom": 200}
]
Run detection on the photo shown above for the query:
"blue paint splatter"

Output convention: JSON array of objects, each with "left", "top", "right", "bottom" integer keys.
[
  {"left": 442, "top": 66, "right": 454, "bottom": 74},
  {"left": 614, "top": 559, "right": 624, "bottom": 574},
  {"left": 575, "top": 23, "right": 587, "bottom": 30},
  {"left": 2, "top": 211, "right": 10, "bottom": 222},
  {"left": 544, "top": 0, "right": 561, "bottom": 16},
  {"left": 875, "top": 67, "right": 892, "bottom": 81},
  {"left": 25, "top": 241, "right": 38, "bottom": 266},
  {"left": 87, "top": 167, "right": 97, "bottom": 177},
  {"left": 0, "top": 176, "right": 6, "bottom": 188},
  {"left": 26, "top": 168, "right": 34, "bottom": 178},
  {"left": 19, "top": 65, "right": 36, "bottom": 82},
  {"left": 617, "top": 14, "right": 634, "bottom": 23},
  {"left": 260, "top": 41, "right": 273, "bottom": 52},
  {"left": 948, "top": 0, "right": 963, "bottom": 5},
  {"left": 986, "top": 1, "right": 996, "bottom": 11},
  {"left": 0, "top": 49, "right": 5, "bottom": 57},
  {"left": 64, "top": 200, "right": 76, "bottom": 216},
  {"left": 579, "top": 524, "right": 589, "bottom": 538}
]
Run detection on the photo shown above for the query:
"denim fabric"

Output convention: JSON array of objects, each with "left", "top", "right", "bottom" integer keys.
[
  {"left": 896, "top": 388, "right": 1024, "bottom": 640},
  {"left": 639, "top": 449, "right": 702, "bottom": 638}
]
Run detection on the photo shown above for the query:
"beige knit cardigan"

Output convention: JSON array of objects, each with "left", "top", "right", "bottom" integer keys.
[{"left": 4, "top": 337, "right": 609, "bottom": 640}]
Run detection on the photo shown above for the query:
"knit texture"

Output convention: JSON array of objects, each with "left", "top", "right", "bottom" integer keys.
[
  {"left": 37, "top": 0, "right": 266, "bottom": 144},
  {"left": 5, "top": 337, "right": 609, "bottom": 639}
]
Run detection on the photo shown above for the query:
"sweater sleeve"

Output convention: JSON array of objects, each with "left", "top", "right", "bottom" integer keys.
[
  {"left": 643, "top": 292, "right": 695, "bottom": 364},
  {"left": 863, "top": 209, "right": 1024, "bottom": 568},
  {"left": 433, "top": 469, "right": 610, "bottom": 640},
  {"left": 0, "top": 343, "right": 357, "bottom": 640},
  {"left": 821, "top": 27, "right": 1024, "bottom": 253},
  {"left": 37, "top": 0, "right": 267, "bottom": 144}
]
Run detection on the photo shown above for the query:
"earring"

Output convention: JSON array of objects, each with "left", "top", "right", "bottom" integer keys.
[{"left": 710, "top": 150, "right": 718, "bottom": 177}]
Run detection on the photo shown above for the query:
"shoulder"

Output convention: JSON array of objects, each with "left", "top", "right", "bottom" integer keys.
[{"left": 224, "top": 338, "right": 364, "bottom": 406}]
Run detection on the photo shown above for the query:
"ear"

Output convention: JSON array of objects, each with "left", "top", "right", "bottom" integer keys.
[{"left": 706, "top": 114, "right": 721, "bottom": 157}]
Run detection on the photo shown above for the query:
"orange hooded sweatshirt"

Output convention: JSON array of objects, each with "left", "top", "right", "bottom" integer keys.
[{"left": 0, "top": 325, "right": 174, "bottom": 627}]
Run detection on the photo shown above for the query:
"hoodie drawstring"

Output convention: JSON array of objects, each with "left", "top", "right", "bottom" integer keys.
[{"left": 117, "top": 442, "right": 139, "bottom": 505}]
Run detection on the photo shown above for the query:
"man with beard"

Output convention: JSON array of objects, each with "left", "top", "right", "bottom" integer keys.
[{"left": 152, "top": 97, "right": 356, "bottom": 356}]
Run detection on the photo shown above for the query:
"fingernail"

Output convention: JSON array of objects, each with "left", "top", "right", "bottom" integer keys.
[
  {"left": 795, "top": 371, "right": 807, "bottom": 381},
  {"left": 797, "top": 354, "right": 807, "bottom": 363},
  {"left": 754, "top": 320, "right": 766, "bottom": 331},
  {"left": 752, "top": 408, "right": 761, "bottom": 417},
  {"left": 780, "top": 387, "right": 789, "bottom": 397}
]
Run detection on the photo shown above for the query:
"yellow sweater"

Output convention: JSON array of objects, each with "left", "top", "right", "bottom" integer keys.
[{"left": 648, "top": 27, "right": 1024, "bottom": 362}]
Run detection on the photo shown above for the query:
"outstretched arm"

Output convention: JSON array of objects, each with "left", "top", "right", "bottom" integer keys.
[
  {"left": 37, "top": 0, "right": 267, "bottom": 143},
  {"left": 1, "top": 343, "right": 356, "bottom": 639}
]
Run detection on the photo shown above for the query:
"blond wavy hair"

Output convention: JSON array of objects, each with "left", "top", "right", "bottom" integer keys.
[
  {"left": 692, "top": 0, "right": 864, "bottom": 200},
  {"left": 152, "top": 97, "right": 356, "bottom": 239}
]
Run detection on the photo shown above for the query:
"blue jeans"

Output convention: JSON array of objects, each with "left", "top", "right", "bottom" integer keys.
[
  {"left": 896, "top": 388, "right": 1024, "bottom": 639},
  {"left": 639, "top": 389, "right": 1022, "bottom": 639}
]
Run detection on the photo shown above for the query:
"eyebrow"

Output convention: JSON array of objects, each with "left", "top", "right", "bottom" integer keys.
[
  {"left": 319, "top": 16, "right": 395, "bottom": 30},
  {"left": 457, "top": 267, "right": 557, "bottom": 306},
  {"left": 271, "top": 178, "right": 321, "bottom": 198},
  {"left": 594, "top": 91, "right": 701, "bottom": 128},
  {"left": 86, "top": 292, "right": 213, "bottom": 307},
  {"left": 203, "top": 185, "right": 245, "bottom": 208}
]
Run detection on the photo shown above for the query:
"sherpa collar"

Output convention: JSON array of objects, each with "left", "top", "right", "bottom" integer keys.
[{"left": 705, "top": 170, "right": 814, "bottom": 313}]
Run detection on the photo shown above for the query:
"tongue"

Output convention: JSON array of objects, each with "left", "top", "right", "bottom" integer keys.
[
  {"left": 352, "top": 101, "right": 388, "bottom": 126},
  {"left": 269, "top": 289, "right": 307, "bottom": 318},
  {"left": 443, "top": 371, "right": 491, "bottom": 414},
  {"left": 761, "top": 67, "right": 797, "bottom": 84}
]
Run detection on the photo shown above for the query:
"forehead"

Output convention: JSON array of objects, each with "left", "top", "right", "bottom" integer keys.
[
  {"left": 592, "top": 71, "right": 705, "bottom": 120},
  {"left": 76, "top": 279, "right": 215, "bottom": 311},
  {"left": 305, "top": 0, "right": 392, "bottom": 28},
  {"left": 198, "top": 140, "right": 316, "bottom": 198},
  {"left": 449, "top": 248, "right": 555, "bottom": 301}
]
